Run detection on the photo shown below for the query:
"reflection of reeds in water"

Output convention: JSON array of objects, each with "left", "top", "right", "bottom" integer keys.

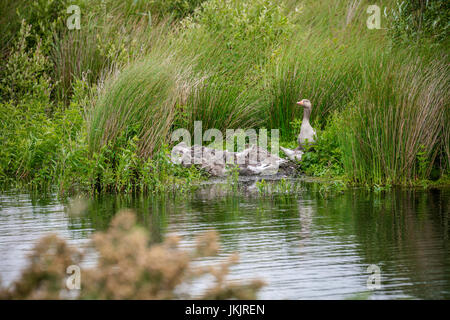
[
  {"left": 195, "top": 178, "right": 306, "bottom": 201},
  {"left": 319, "top": 188, "right": 450, "bottom": 299},
  {"left": 0, "top": 210, "right": 263, "bottom": 299}
]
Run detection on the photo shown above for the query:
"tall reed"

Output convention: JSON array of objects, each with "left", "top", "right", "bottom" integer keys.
[
  {"left": 340, "top": 51, "right": 449, "bottom": 184},
  {"left": 51, "top": 2, "right": 171, "bottom": 105},
  {"left": 88, "top": 45, "right": 195, "bottom": 159},
  {"left": 263, "top": 36, "right": 364, "bottom": 139}
]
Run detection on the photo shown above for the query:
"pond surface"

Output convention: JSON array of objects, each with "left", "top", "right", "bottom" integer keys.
[{"left": 1, "top": 179, "right": 449, "bottom": 299}]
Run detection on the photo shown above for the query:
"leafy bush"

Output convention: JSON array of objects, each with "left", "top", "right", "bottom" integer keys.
[
  {"left": 16, "top": 0, "right": 69, "bottom": 53},
  {"left": 190, "top": 0, "right": 294, "bottom": 47},
  {"left": 300, "top": 113, "right": 345, "bottom": 178},
  {"left": 150, "top": 0, "right": 206, "bottom": 19},
  {"left": 0, "top": 21, "right": 59, "bottom": 186},
  {"left": 0, "top": 21, "right": 52, "bottom": 104},
  {"left": 389, "top": 0, "right": 450, "bottom": 46},
  {"left": 183, "top": 0, "right": 297, "bottom": 74}
]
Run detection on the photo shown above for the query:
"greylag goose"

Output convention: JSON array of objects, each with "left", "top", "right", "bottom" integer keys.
[
  {"left": 296, "top": 99, "right": 316, "bottom": 148},
  {"left": 280, "top": 98, "right": 316, "bottom": 161}
]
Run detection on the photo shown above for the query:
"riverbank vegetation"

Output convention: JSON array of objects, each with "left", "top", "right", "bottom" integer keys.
[{"left": 1, "top": 0, "right": 449, "bottom": 194}]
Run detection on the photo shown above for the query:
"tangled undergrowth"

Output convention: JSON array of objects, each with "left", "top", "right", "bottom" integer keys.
[{"left": 0, "top": 210, "right": 264, "bottom": 299}]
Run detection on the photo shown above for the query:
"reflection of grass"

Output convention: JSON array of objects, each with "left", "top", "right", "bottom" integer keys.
[
  {"left": 256, "top": 178, "right": 305, "bottom": 196},
  {"left": 226, "top": 165, "right": 240, "bottom": 192},
  {"left": 345, "top": 291, "right": 373, "bottom": 300},
  {"left": 317, "top": 180, "right": 347, "bottom": 199}
]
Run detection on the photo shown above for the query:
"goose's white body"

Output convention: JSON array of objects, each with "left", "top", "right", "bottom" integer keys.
[
  {"left": 298, "top": 120, "right": 316, "bottom": 148},
  {"left": 281, "top": 99, "right": 316, "bottom": 161},
  {"left": 280, "top": 146, "right": 304, "bottom": 161}
]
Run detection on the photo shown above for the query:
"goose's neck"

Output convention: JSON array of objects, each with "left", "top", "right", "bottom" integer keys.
[{"left": 302, "top": 108, "right": 311, "bottom": 124}]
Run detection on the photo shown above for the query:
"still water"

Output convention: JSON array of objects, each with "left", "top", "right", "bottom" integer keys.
[{"left": 0, "top": 179, "right": 449, "bottom": 299}]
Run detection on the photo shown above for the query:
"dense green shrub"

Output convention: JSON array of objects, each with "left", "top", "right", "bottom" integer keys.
[
  {"left": 299, "top": 113, "right": 345, "bottom": 178},
  {"left": 150, "top": 0, "right": 206, "bottom": 19},
  {"left": 15, "top": 0, "right": 70, "bottom": 54},
  {"left": 389, "top": 0, "right": 450, "bottom": 46},
  {"left": 0, "top": 22, "right": 52, "bottom": 104},
  {"left": 185, "top": 0, "right": 296, "bottom": 66},
  {"left": 190, "top": 0, "right": 295, "bottom": 45}
]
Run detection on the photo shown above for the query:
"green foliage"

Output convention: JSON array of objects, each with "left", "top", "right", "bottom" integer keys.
[
  {"left": 300, "top": 115, "right": 345, "bottom": 178},
  {"left": 0, "top": 21, "right": 59, "bottom": 187},
  {"left": 0, "top": 21, "right": 52, "bottom": 104},
  {"left": 318, "top": 180, "right": 347, "bottom": 199},
  {"left": 190, "top": 0, "right": 295, "bottom": 49},
  {"left": 182, "top": 0, "right": 297, "bottom": 83},
  {"left": 389, "top": 0, "right": 450, "bottom": 46},
  {"left": 16, "top": 0, "right": 69, "bottom": 52},
  {"left": 63, "top": 135, "right": 203, "bottom": 194},
  {"left": 150, "top": 0, "right": 206, "bottom": 19},
  {"left": 88, "top": 51, "right": 183, "bottom": 159},
  {"left": 50, "top": 0, "right": 160, "bottom": 104},
  {"left": 0, "top": 75, "right": 86, "bottom": 189}
]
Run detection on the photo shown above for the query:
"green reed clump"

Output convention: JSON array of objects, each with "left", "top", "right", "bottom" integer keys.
[
  {"left": 172, "top": 0, "right": 298, "bottom": 135},
  {"left": 51, "top": 0, "right": 175, "bottom": 104},
  {"left": 263, "top": 37, "right": 364, "bottom": 139},
  {"left": 0, "top": 210, "right": 264, "bottom": 299},
  {"left": 339, "top": 51, "right": 449, "bottom": 185},
  {"left": 88, "top": 47, "right": 190, "bottom": 159},
  {"left": 179, "top": 79, "right": 264, "bottom": 135}
]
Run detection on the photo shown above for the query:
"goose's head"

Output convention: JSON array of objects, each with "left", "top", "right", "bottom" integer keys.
[{"left": 297, "top": 99, "right": 312, "bottom": 109}]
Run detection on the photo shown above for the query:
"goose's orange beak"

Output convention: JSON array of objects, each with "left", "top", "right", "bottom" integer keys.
[{"left": 297, "top": 100, "right": 304, "bottom": 106}]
